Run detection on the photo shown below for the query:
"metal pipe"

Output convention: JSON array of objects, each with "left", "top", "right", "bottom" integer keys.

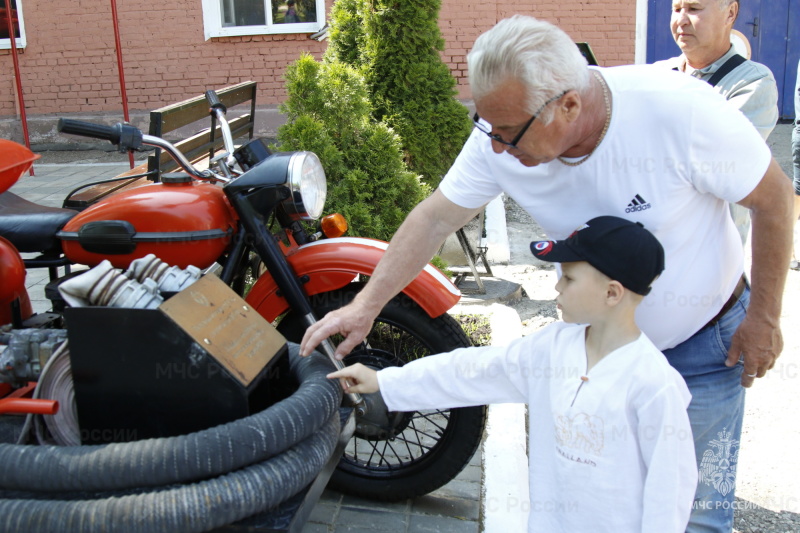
[
  {"left": 4, "top": 0, "right": 32, "bottom": 176},
  {"left": 140, "top": 134, "right": 228, "bottom": 182},
  {"left": 0, "top": 398, "right": 59, "bottom": 416},
  {"left": 211, "top": 108, "right": 238, "bottom": 168},
  {"left": 109, "top": 0, "right": 134, "bottom": 169}
]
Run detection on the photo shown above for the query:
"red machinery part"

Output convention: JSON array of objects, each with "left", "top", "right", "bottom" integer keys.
[
  {"left": 246, "top": 237, "right": 461, "bottom": 322},
  {"left": 0, "top": 398, "right": 59, "bottom": 415},
  {"left": 0, "top": 139, "right": 39, "bottom": 194},
  {"left": 0, "top": 236, "right": 32, "bottom": 324},
  {"left": 60, "top": 181, "right": 238, "bottom": 270}
]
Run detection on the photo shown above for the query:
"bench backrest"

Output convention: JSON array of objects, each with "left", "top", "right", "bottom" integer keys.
[
  {"left": 147, "top": 81, "right": 258, "bottom": 175},
  {"left": 62, "top": 82, "right": 258, "bottom": 209}
]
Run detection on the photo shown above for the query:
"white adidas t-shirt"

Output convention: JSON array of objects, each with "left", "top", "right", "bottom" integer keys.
[{"left": 440, "top": 65, "right": 771, "bottom": 349}]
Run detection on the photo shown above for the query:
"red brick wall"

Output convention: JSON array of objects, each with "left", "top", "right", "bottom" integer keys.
[
  {"left": 440, "top": 1, "right": 637, "bottom": 99},
  {"left": 1, "top": 0, "right": 329, "bottom": 117},
  {"left": 1, "top": 0, "right": 635, "bottom": 118}
]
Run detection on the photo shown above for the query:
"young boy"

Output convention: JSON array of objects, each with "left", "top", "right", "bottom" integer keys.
[{"left": 328, "top": 216, "right": 697, "bottom": 532}]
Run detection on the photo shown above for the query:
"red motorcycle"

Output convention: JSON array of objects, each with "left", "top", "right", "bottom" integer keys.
[{"left": 0, "top": 91, "right": 486, "bottom": 503}]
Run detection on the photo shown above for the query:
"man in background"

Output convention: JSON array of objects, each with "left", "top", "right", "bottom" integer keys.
[{"left": 655, "top": 0, "right": 778, "bottom": 247}]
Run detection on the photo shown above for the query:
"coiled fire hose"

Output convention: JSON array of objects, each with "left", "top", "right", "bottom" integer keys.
[
  {"left": 0, "top": 344, "right": 343, "bottom": 532},
  {"left": 0, "top": 415, "right": 339, "bottom": 533}
]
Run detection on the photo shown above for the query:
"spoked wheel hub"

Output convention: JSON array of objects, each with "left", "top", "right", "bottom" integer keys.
[{"left": 346, "top": 351, "right": 412, "bottom": 440}]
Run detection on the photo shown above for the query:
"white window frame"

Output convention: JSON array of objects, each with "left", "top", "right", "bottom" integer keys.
[
  {"left": 0, "top": 0, "right": 27, "bottom": 50},
  {"left": 202, "top": 0, "right": 325, "bottom": 40}
]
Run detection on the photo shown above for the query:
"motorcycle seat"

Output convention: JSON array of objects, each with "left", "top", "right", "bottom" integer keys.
[{"left": 0, "top": 191, "right": 77, "bottom": 253}]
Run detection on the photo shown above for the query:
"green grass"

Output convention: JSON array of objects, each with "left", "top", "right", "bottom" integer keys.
[{"left": 453, "top": 314, "right": 491, "bottom": 347}]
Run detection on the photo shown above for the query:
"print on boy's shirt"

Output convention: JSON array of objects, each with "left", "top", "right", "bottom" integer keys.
[
  {"left": 556, "top": 446, "right": 598, "bottom": 467},
  {"left": 555, "top": 412, "right": 605, "bottom": 454}
]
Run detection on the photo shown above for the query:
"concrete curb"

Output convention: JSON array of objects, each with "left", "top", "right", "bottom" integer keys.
[
  {"left": 484, "top": 195, "right": 510, "bottom": 265},
  {"left": 482, "top": 304, "right": 528, "bottom": 532},
  {"left": 450, "top": 199, "right": 530, "bottom": 532}
]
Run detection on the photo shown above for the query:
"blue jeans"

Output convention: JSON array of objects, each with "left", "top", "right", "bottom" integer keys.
[{"left": 662, "top": 286, "right": 750, "bottom": 533}]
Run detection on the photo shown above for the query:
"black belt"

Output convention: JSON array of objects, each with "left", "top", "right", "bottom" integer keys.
[{"left": 703, "top": 275, "right": 747, "bottom": 330}]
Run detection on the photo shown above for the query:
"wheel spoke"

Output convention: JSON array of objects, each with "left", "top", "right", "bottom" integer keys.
[
  {"left": 390, "top": 434, "right": 433, "bottom": 452},
  {"left": 403, "top": 425, "right": 442, "bottom": 443},
  {"left": 410, "top": 411, "right": 449, "bottom": 433},
  {"left": 383, "top": 439, "right": 405, "bottom": 466}
]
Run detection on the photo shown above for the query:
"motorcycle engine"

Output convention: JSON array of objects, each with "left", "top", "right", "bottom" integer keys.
[{"left": 0, "top": 328, "right": 67, "bottom": 386}]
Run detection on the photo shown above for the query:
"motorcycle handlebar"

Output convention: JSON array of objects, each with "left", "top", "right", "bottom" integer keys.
[
  {"left": 57, "top": 119, "right": 143, "bottom": 151},
  {"left": 204, "top": 90, "right": 227, "bottom": 114},
  {"left": 204, "top": 90, "right": 236, "bottom": 167},
  {"left": 57, "top": 118, "right": 229, "bottom": 183},
  {"left": 58, "top": 119, "right": 120, "bottom": 143}
]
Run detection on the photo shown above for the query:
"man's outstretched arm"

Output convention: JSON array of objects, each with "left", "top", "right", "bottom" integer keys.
[{"left": 300, "top": 188, "right": 482, "bottom": 358}]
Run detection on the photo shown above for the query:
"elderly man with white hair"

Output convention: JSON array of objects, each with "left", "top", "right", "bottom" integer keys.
[{"left": 301, "top": 15, "right": 794, "bottom": 532}]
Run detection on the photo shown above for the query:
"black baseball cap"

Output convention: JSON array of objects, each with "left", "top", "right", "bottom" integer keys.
[{"left": 530, "top": 216, "right": 665, "bottom": 295}]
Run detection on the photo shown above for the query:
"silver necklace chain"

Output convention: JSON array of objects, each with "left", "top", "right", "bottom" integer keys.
[{"left": 557, "top": 71, "right": 611, "bottom": 167}]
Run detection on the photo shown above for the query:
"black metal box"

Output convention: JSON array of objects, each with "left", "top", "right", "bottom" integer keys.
[{"left": 65, "top": 275, "right": 286, "bottom": 444}]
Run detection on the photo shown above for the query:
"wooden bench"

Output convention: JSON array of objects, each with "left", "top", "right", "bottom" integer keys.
[{"left": 63, "top": 81, "right": 257, "bottom": 209}]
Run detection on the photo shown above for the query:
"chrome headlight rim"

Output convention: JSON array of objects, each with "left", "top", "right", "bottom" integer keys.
[{"left": 285, "top": 151, "right": 327, "bottom": 221}]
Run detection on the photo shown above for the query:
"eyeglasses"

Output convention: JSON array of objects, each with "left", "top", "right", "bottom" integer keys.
[{"left": 473, "top": 91, "right": 568, "bottom": 149}]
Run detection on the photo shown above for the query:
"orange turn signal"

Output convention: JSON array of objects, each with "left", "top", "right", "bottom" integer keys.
[{"left": 321, "top": 213, "right": 348, "bottom": 238}]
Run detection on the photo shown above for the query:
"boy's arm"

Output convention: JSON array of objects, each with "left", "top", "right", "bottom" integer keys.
[
  {"left": 326, "top": 325, "right": 563, "bottom": 411},
  {"left": 377, "top": 348, "right": 521, "bottom": 411},
  {"left": 374, "top": 339, "right": 538, "bottom": 412},
  {"left": 637, "top": 383, "right": 698, "bottom": 533},
  {"left": 328, "top": 335, "right": 549, "bottom": 412}
]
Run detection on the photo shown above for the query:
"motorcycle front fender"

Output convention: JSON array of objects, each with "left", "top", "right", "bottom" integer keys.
[{"left": 245, "top": 237, "right": 461, "bottom": 322}]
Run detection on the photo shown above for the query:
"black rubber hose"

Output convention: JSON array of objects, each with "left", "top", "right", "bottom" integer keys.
[
  {"left": 0, "top": 410, "right": 340, "bottom": 533},
  {"left": 0, "top": 344, "right": 341, "bottom": 493}
]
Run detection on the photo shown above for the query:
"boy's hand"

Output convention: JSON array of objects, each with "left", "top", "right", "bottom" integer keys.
[{"left": 327, "top": 363, "right": 379, "bottom": 394}]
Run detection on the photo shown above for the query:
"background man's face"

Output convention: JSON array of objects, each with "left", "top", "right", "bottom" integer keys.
[{"left": 670, "top": 0, "right": 736, "bottom": 59}]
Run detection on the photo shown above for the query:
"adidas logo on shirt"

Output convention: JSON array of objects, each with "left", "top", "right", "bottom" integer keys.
[{"left": 625, "top": 194, "right": 651, "bottom": 213}]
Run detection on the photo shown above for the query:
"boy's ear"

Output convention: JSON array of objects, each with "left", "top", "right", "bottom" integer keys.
[{"left": 606, "top": 280, "right": 625, "bottom": 306}]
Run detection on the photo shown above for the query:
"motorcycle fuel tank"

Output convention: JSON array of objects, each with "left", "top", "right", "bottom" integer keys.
[{"left": 59, "top": 180, "right": 237, "bottom": 269}]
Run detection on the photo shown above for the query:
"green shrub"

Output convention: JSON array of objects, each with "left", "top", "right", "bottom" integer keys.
[{"left": 277, "top": 55, "right": 429, "bottom": 241}]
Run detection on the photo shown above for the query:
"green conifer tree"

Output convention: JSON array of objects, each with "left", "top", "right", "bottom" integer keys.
[
  {"left": 277, "top": 54, "right": 429, "bottom": 241},
  {"left": 324, "top": 0, "right": 367, "bottom": 67},
  {"left": 361, "top": 0, "right": 473, "bottom": 187}
]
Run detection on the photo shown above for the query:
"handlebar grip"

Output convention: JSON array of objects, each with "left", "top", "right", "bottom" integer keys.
[
  {"left": 57, "top": 119, "right": 144, "bottom": 152},
  {"left": 205, "top": 90, "right": 227, "bottom": 114},
  {"left": 58, "top": 118, "right": 120, "bottom": 143}
]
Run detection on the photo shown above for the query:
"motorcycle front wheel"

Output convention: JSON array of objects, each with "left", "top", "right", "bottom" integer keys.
[{"left": 277, "top": 283, "right": 487, "bottom": 502}]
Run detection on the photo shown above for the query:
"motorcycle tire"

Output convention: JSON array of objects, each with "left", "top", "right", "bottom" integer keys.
[{"left": 277, "top": 283, "right": 487, "bottom": 502}]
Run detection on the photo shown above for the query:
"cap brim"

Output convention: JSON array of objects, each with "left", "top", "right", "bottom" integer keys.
[{"left": 530, "top": 240, "right": 585, "bottom": 263}]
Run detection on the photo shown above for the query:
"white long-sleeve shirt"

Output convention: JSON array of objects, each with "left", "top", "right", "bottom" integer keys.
[{"left": 378, "top": 322, "right": 697, "bottom": 532}]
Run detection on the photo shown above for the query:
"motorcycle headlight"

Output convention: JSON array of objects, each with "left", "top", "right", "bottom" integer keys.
[{"left": 284, "top": 152, "right": 327, "bottom": 221}]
